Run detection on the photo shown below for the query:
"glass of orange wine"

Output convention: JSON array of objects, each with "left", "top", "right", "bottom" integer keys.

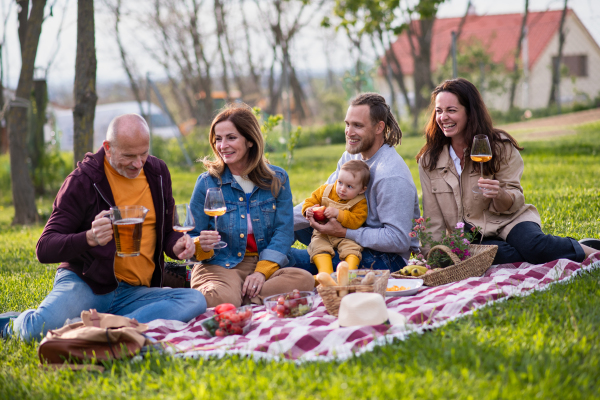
[
  {"left": 471, "top": 134, "right": 493, "bottom": 194},
  {"left": 204, "top": 188, "right": 228, "bottom": 249},
  {"left": 173, "top": 203, "right": 196, "bottom": 265}
]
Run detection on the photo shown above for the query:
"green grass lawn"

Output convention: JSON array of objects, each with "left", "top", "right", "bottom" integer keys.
[{"left": 1, "top": 123, "right": 599, "bottom": 399}]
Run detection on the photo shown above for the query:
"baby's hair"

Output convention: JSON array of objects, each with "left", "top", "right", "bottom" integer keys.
[{"left": 340, "top": 160, "right": 370, "bottom": 188}]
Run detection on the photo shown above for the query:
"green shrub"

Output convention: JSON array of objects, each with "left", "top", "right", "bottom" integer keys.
[{"left": 295, "top": 123, "right": 345, "bottom": 148}]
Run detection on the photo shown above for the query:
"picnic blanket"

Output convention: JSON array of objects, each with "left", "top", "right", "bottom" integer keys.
[{"left": 145, "top": 254, "right": 600, "bottom": 362}]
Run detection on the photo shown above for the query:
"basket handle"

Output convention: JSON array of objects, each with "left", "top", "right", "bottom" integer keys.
[{"left": 428, "top": 244, "right": 462, "bottom": 265}]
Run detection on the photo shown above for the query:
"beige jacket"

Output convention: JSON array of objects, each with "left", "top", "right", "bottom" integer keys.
[{"left": 418, "top": 141, "right": 540, "bottom": 252}]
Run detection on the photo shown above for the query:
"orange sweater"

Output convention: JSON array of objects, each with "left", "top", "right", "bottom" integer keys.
[
  {"left": 104, "top": 157, "right": 156, "bottom": 287},
  {"left": 302, "top": 182, "right": 368, "bottom": 229}
]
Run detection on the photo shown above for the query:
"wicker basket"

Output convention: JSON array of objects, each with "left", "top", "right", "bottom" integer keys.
[
  {"left": 317, "top": 269, "right": 390, "bottom": 317},
  {"left": 391, "top": 244, "right": 498, "bottom": 286}
]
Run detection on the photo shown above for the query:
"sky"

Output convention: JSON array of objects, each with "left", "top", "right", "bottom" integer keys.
[{"left": 1, "top": 0, "right": 599, "bottom": 91}]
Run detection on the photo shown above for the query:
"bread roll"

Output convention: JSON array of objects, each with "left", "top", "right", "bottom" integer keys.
[
  {"left": 316, "top": 272, "right": 338, "bottom": 287},
  {"left": 337, "top": 262, "right": 350, "bottom": 297}
]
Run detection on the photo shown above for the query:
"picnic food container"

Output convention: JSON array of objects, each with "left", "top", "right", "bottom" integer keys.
[
  {"left": 264, "top": 290, "right": 317, "bottom": 318},
  {"left": 391, "top": 244, "right": 498, "bottom": 286},
  {"left": 318, "top": 269, "right": 390, "bottom": 317},
  {"left": 200, "top": 305, "right": 253, "bottom": 337}
]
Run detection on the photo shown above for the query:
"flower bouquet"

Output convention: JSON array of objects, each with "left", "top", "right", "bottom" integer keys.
[{"left": 394, "top": 218, "right": 498, "bottom": 286}]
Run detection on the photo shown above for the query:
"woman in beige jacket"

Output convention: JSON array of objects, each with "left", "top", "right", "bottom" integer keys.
[{"left": 416, "top": 78, "right": 598, "bottom": 265}]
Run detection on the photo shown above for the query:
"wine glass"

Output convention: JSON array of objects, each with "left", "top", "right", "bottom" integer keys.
[
  {"left": 173, "top": 203, "right": 196, "bottom": 266},
  {"left": 204, "top": 188, "right": 228, "bottom": 249},
  {"left": 471, "top": 134, "right": 493, "bottom": 194}
]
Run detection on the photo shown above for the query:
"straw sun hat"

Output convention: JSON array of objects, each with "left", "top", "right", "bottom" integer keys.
[{"left": 332, "top": 293, "right": 406, "bottom": 328}]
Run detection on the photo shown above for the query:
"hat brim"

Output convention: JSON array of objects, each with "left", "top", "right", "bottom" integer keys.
[{"left": 331, "top": 311, "right": 406, "bottom": 329}]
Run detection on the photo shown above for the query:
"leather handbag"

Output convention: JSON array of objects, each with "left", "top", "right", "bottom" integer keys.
[{"left": 38, "top": 309, "right": 151, "bottom": 370}]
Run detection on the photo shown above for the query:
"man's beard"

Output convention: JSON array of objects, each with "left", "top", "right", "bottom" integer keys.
[
  {"left": 346, "top": 131, "right": 376, "bottom": 155},
  {"left": 109, "top": 157, "right": 141, "bottom": 179}
]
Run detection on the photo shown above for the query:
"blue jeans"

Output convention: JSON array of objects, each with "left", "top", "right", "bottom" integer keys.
[
  {"left": 479, "top": 221, "right": 586, "bottom": 265},
  {"left": 289, "top": 227, "right": 407, "bottom": 274},
  {"left": 6, "top": 269, "right": 207, "bottom": 343}
]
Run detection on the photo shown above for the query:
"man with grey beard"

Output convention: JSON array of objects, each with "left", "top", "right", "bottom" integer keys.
[
  {"left": 290, "top": 93, "right": 421, "bottom": 274},
  {"left": 2, "top": 114, "right": 206, "bottom": 342}
]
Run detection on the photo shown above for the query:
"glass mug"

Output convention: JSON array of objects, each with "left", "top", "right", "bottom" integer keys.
[{"left": 109, "top": 205, "right": 149, "bottom": 257}]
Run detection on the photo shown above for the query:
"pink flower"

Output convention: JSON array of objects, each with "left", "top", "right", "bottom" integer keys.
[
  {"left": 464, "top": 250, "right": 471, "bottom": 257},
  {"left": 460, "top": 233, "right": 464, "bottom": 237},
  {"left": 413, "top": 226, "right": 419, "bottom": 231},
  {"left": 409, "top": 231, "right": 417, "bottom": 237},
  {"left": 455, "top": 222, "right": 465, "bottom": 229},
  {"left": 463, "top": 239, "right": 470, "bottom": 245},
  {"left": 416, "top": 217, "right": 425, "bottom": 224},
  {"left": 471, "top": 227, "right": 477, "bottom": 232}
]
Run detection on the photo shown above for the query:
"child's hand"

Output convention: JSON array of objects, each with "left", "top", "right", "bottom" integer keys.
[
  {"left": 323, "top": 207, "right": 339, "bottom": 219},
  {"left": 305, "top": 205, "right": 318, "bottom": 220}
]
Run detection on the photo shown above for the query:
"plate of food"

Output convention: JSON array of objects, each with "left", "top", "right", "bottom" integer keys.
[{"left": 385, "top": 278, "right": 423, "bottom": 296}]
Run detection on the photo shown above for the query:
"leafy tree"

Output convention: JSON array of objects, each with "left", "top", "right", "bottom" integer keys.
[
  {"left": 434, "top": 37, "right": 508, "bottom": 98},
  {"left": 332, "top": 0, "right": 446, "bottom": 130}
]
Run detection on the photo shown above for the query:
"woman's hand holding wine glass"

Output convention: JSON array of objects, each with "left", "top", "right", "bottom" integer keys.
[
  {"left": 172, "top": 203, "right": 196, "bottom": 266},
  {"left": 471, "top": 134, "right": 494, "bottom": 195},
  {"left": 203, "top": 188, "right": 228, "bottom": 250}
]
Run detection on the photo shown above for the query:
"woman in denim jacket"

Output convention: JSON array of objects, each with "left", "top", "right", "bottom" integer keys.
[{"left": 189, "top": 105, "right": 314, "bottom": 307}]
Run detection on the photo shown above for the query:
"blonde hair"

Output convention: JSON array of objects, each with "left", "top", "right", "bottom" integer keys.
[
  {"left": 202, "top": 104, "right": 282, "bottom": 197},
  {"left": 340, "top": 160, "right": 370, "bottom": 187}
]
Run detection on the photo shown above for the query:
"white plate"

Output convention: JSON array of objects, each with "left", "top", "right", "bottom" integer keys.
[{"left": 385, "top": 278, "right": 423, "bottom": 296}]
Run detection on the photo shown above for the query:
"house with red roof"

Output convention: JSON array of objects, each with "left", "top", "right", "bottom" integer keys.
[{"left": 379, "top": 9, "right": 600, "bottom": 111}]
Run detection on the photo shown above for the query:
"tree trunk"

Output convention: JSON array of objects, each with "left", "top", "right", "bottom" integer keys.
[
  {"left": 8, "top": 0, "right": 46, "bottom": 225},
  {"left": 548, "top": 0, "right": 568, "bottom": 111},
  {"left": 443, "top": 0, "right": 471, "bottom": 65},
  {"left": 73, "top": 0, "right": 98, "bottom": 167},
  {"left": 0, "top": 45, "right": 6, "bottom": 154},
  {"left": 508, "top": 0, "right": 529, "bottom": 111},
  {"left": 113, "top": 0, "right": 145, "bottom": 117},
  {"left": 410, "top": 18, "right": 435, "bottom": 131},
  {"left": 214, "top": 0, "right": 230, "bottom": 101},
  {"left": 240, "top": 0, "right": 261, "bottom": 96},
  {"left": 17, "top": 0, "right": 29, "bottom": 56},
  {"left": 384, "top": 37, "right": 412, "bottom": 114},
  {"left": 373, "top": 35, "right": 395, "bottom": 112}
]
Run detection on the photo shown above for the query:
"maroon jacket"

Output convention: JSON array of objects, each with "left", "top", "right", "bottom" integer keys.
[{"left": 36, "top": 147, "right": 182, "bottom": 294}]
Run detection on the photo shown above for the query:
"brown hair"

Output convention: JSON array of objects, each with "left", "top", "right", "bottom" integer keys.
[
  {"left": 351, "top": 93, "right": 402, "bottom": 147},
  {"left": 340, "top": 160, "right": 370, "bottom": 188},
  {"left": 202, "top": 104, "right": 282, "bottom": 197},
  {"left": 416, "top": 78, "right": 523, "bottom": 174}
]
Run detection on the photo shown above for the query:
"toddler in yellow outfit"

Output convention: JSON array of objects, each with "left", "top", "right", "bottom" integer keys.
[{"left": 303, "top": 160, "right": 370, "bottom": 277}]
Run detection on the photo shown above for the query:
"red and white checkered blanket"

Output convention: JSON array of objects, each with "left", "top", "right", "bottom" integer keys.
[{"left": 146, "top": 254, "right": 600, "bottom": 362}]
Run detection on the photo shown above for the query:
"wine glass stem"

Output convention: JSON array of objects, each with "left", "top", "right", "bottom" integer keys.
[
  {"left": 480, "top": 161, "right": 483, "bottom": 180},
  {"left": 214, "top": 216, "right": 218, "bottom": 234},
  {"left": 183, "top": 232, "right": 190, "bottom": 262}
]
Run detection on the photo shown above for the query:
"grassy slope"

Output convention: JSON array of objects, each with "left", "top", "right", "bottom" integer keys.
[{"left": 1, "top": 123, "right": 599, "bottom": 399}]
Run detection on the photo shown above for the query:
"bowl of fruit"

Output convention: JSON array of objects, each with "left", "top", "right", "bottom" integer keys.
[
  {"left": 200, "top": 304, "right": 253, "bottom": 337},
  {"left": 264, "top": 289, "right": 317, "bottom": 318}
]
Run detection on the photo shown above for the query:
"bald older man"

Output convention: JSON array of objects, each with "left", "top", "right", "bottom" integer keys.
[{"left": 3, "top": 114, "right": 206, "bottom": 342}]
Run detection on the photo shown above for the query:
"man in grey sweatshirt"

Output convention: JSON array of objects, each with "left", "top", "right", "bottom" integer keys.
[{"left": 291, "top": 93, "right": 421, "bottom": 273}]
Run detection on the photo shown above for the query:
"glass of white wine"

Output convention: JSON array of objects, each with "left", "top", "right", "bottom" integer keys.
[
  {"left": 204, "top": 188, "right": 228, "bottom": 249},
  {"left": 471, "top": 134, "right": 493, "bottom": 194},
  {"left": 173, "top": 203, "right": 196, "bottom": 266}
]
